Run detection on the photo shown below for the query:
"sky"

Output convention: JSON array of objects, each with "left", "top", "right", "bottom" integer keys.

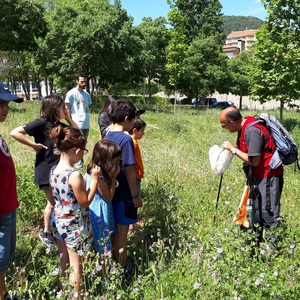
[{"left": 118, "top": 0, "right": 268, "bottom": 26}]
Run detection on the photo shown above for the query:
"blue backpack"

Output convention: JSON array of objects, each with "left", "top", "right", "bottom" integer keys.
[{"left": 247, "top": 113, "right": 299, "bottom": 169}]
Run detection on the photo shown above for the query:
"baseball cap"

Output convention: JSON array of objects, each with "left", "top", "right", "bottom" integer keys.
[{"left": 0, "top": 82, "right": 23, "bottom": 103}]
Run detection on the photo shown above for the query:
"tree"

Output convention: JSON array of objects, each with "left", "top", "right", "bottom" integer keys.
[
  {"left": 137, "top": 17, "right": 169, "bottom": 103},
  {"left": 228, "top": 51, "right": 252, "bottom": 109},
  {"left": 250, "top": 0, "right": 300, "bottom": 120},
  {"left": 166, "top": 0, "right": 227, "bottom": 100},
  {"left": 0, "top": 0, "right": 47, "bottom": 52}
]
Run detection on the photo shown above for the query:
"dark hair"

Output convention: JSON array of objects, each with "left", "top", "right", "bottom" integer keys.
[
  {"left": 100, "top": 95, "right": 119, "bottom": 114},
  {"left": 76, "top": 73, "right": 87, "bottom": 80},
  {"left": 87, "top": 140, "right": 122, "bottom": 187},
  {"left": 129, "top": 118, "right": 146, "bottom": 134},
  {"left": 50, "top": 125, "right": 86, "bottom": 153},
  {"left": 108, "top": 97, "right": 136, "bottom": 123},
  {"left": 226, "top": 109, "right": 242, "bottom": 122},
  {"left": 40, "top": 94, "right": 64, "bottom": 124}
]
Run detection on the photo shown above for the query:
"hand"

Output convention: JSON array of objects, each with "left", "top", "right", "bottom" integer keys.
[
  {"left": 133, "top": 196, "right": 143, "bottom": 208},
  {"left": 34, "top": 143, "right": 48, "bottom": 152},
  {"left": 91, "top": 165, "right": 101, "bottom": 181},
  {"left": 63, "top": 105, "right": 72, "bottom": 122},
  {"left": 221, "top": 141, "right": 234, "bottom": 151}
]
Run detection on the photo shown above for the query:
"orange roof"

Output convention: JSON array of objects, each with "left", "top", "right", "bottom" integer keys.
[{"left": 227, "top": 29, "right": 257, "bottom": 39}]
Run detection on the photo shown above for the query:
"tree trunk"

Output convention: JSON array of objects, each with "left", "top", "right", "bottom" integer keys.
[
  {"left": 148, "top": 77, "right": 152, "bottom": 104},
  {"left": 239, "top": 95, "right": 243, "bottom": 110}
]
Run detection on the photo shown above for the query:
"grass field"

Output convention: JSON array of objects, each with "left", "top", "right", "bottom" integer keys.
[{"left": 3, "top": 101, "right": 300, "bottom": 299}]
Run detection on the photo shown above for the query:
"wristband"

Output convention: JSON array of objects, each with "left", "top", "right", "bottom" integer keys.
[{"left": 132, "top": 193, "right": 139, "bottom": 199}]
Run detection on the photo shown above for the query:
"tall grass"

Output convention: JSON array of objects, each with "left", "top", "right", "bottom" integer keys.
[{"left": 3, "top": 101, "right": 300, "bottom": 299}]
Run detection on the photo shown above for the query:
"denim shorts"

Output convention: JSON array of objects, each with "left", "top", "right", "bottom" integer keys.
[{"left": 0, "top": 210, "right": 17, "bottom": 272}]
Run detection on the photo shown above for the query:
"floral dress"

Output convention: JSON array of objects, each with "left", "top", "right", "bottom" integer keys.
[{"left": 50, "top": 167, "right": 92, "bottom": 251}]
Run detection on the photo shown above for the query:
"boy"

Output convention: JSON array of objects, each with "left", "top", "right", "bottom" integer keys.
[
  {"left": 104, "top": 98, "right": 142, "bottom": 275},
  {"left": 0, "top": 82, "right": 23, "bottom": 300},
  {"left": 128, "top": 119, "right": 146, "bottom": 232}
]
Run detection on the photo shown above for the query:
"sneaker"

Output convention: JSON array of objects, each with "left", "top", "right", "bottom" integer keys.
[{"left": 39, "top": 230, "right": 56, "bottom": 247}]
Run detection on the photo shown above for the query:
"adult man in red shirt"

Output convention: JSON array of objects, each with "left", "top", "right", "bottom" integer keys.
[
  {"left": 220, "top": 107, "right": 284, "bottom": 247},
  {"left": 0, "top": 82, "right": 23, "bottom": 300}
]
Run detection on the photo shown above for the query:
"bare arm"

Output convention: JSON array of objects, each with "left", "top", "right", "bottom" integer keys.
[
  {"left": 10, "top": 126, "right": 47, "bottom": 151},
  {"left": 70, "top": 166, "right": 100, "bottom": 208},
  {"left": 63, "top": 105, "right": 79, "bottom": 129},
  {"left": 221, "top": 140, "right": 261, "bottom": 166},
  {"left": 124, "top": 164, "right": 142, "bottom": 208}
]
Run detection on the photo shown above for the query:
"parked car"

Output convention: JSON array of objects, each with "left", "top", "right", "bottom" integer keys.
[
  {"left": 191, "top": 97, "right": 217, "bottom": 106},
  {"left": 209, "top": 101, "right": 235, "bottom": 109}
]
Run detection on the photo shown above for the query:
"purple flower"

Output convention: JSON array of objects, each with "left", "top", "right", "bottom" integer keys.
[
  {"left": 53, "top": 268, "right": 60, "bottom": 276},
  {"left": 97, "top": 265, "right": 103, "bottom": 271},
  {"left": 194, "top": 282, "right": 200, "bottom": 289},
  {"left": 71, "top": 291, "right": 78, "bottom": 298},
  {"left": 133, "top": 288, "right": 138, "bottom": 293}
]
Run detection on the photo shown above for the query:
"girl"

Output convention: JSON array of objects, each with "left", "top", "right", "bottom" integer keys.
[
  {"left": 10, "top": 94, "right": 78, "bottom": 247},
  {"left": 49, "top": 125, "right": 100, "bottom": 294},
  {"left": 86, "top": 140, "right": 121, "bottom": 255}
]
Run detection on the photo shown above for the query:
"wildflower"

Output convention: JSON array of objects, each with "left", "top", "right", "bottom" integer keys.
[
  {"left": 259, "top": 273, "right": 264, "bottom": 278},
  {"left": 260, "top": 249, "right": 265, "bottom": 255},
  {"left": 225, "top": 201, "right": 230, "bottom": 205},
  {"left": 60, "top": 252, "right": 63, "bottom": 258},
  {"left": 77, "top": 250, "right": 84, "bottom": 256},
  {"left": 100, "top": 297, "right": 105, "bottom": 300},
  {"left": 104, "top": 249, "right": 111, "bottom": 257},
  {"left": 274, "top": 271, "right": 278, "bottom": 276},
  {"left": 290, "top": 243, "right": 296, "bottom": 249},
  {"left": 116, "top": 295, "right": 121, "bottom": 300},
  {"left": 224, "top": 228, "right": 229, "bottom": 233},
  {"left": 133, "top": 288, "right": 138, "bottom": 293},
  {"left": 71, "top": 291, "right": 78, "bottom": 298},
  {"left": 192, "top": 236, "right": 196, "bottom": 241},
  {"left": 97, "top": 265, "right": 103, "bottom": 272},
  {"left": 226, "top": 186, "right": 233, "bottom": 193},
  {"left": 234, "top": 278, "right": 240, "bottom": 285},
  {"left": 234, "top": 297, "right": 241, "bottom": 300},
  {"left": 169, "top": 194, "right": 174, "bottom": 199},
  {"left": 56, "top": 290, "right": 63, "bottom": 298},
  {"left": 255, "top": 279, "right": 261, "bottom": 286},
  {"left": 53, "top": 268, "right": 60, "bottom": 276},
  {"left": 216, "top": 247, "right": 223, "bottom": 254},
  {"left": 199, "top": 245, "right": 203, "bottom": 251},
  {"left": 193, "top": 282, "right": 200, "bottom": 289},
  {"left": 240, "top": 247, "right": 245, "bottom": 251}
]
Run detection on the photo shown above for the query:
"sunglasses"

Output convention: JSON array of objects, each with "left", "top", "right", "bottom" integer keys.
[{"left": 79, "top": 147, "right": 89, "bottom": 155}]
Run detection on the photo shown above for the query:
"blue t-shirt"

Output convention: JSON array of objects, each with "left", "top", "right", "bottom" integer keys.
[
  {"left": 105, "top": 131, "right": 135, "bottom": 203},
  {"left": 65, "top": 87, "right": 92, "bottom": 129}
]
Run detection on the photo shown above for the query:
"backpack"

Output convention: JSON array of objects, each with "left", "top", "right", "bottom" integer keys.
[{"left": 247, "top": 113, "right": 299, "bottom": 169}]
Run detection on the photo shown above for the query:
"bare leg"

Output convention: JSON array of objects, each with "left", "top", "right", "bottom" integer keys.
[
  {"left": 0, "top": 272, "right": 7, "bottom": 299},
  {"left": 115, "top": 223, "right": 129, "bottom": 268},
  {"left": 67, "top": 248, "right": 83, "bottom": 294},
  {"left": 43, "top": 189, "right": 54, "bottom": 232}
]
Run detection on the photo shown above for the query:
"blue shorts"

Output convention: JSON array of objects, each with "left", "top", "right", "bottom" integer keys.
[
  {"left": 113, "top": 201, "right": 138, "bottom": 225},
  {"left": 0, "top": 210, "right": 17, "bottom": 272}
]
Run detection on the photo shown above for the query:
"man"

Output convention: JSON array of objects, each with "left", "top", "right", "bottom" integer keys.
[
  {"left": 65, "top": 73, "right": 92, "bottom": 168},
  {"left": 220, "top": 107, "right": 284, "bottom": 246},
  {"left": 0, "top": 82, "right": 23, "bottom": 300}
]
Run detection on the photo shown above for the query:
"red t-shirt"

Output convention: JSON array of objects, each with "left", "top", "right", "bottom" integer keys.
[{"left": 0, "top": 135, "right": 19, "bottom": 215}]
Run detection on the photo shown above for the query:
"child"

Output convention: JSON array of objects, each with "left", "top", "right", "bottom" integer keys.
[
  {"left": 49, "top": 125, "right": 100, "bottom": 294},
  {"left": 105, "top": 97, "right": 143, "bottom": 275},
  {"left": 0, "top": 82, "right": 23, "bottom": 300},
  {"left": 10, "top": 94, "right": 78, "bottom": 247},
  {"left": 86, "top": 140, "right": 122, "bottom": 255},
  {"left": 128, "top": 118, "right": 146, "bottom": 232}
]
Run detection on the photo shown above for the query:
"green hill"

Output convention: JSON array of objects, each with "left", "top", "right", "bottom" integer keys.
[{"left": 222, "top": 15, "right": 264, "bottom": 36}]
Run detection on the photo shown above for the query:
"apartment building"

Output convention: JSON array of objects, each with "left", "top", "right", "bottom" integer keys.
[{"left": 223, "top": 29, "right": 257, "bottom": 58}]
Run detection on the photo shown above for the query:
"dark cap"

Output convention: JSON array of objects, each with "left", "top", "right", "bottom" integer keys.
[
  {"left": 0, "top": 82, "right": 23, "bottom": 103},
  {"left": 135, "top": 107, "right": 145, "bottom": 115}
]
